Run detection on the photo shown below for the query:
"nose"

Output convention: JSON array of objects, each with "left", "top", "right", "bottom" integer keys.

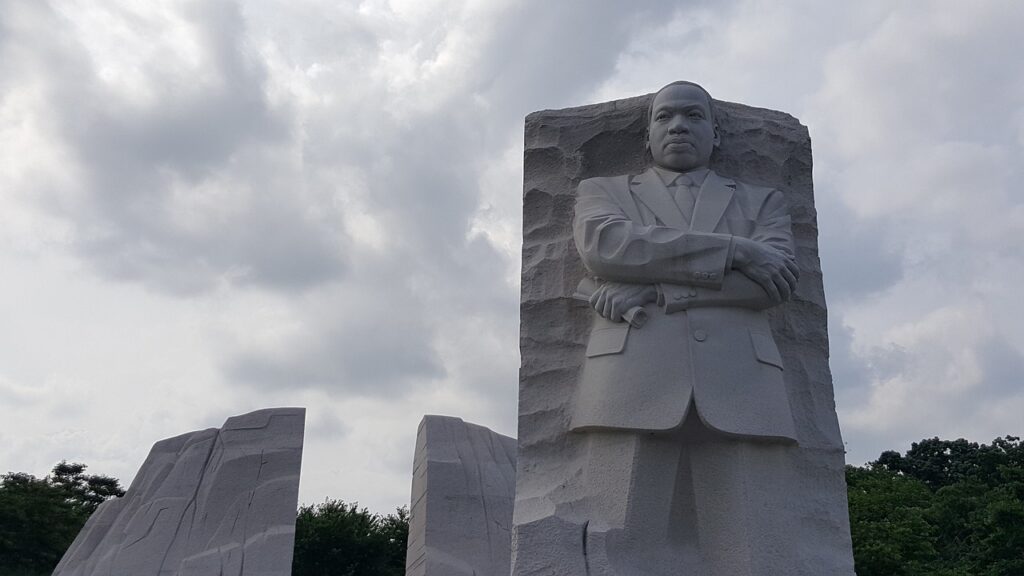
[{"left": 667, "top": 114, "right": 689, "bottom": 133}]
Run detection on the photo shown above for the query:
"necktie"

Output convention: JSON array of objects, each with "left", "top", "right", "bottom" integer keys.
[{"left": 672, "top": 174, "right": 697, "bottom": 224}]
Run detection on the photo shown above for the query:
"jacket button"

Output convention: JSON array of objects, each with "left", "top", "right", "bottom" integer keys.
[
  {"left": 688, "top": 288, "right": 698, "bottom": 297},
  {"left": 674, "top": 293, "right": 684, "bottom": 300},
  {"left": 693, "top": 329, "right": 707, "bottom": 342}
]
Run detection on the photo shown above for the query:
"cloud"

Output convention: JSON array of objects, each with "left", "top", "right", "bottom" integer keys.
[
  {"left": 0, "top": 375, "right": 45, "bottom": 408},
  {"left": 224, "top": 280, "right": 447, "bottom": 397},
  {"left": 1, "top": 1, "right": 346, "bottom": 295},
  {"left": 818, "top": 199, "right": 904, "bottom": 302},
  {"left": 805, "top": 2, "right": 1024, "bottom": 463},
  {"left": 839, "top": 299, "right": 1024, "bottom": 462}
]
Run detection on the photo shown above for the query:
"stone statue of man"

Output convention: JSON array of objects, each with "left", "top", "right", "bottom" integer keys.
[{"left": 570, "top": 80, "right": 802, "bottom": 575}]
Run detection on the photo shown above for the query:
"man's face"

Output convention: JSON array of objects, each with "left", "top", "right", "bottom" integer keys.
[{"left": 647, "top": 84, "right": 720, "bottom": 172}]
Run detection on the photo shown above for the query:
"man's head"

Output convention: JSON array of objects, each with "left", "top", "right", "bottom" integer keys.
[{"left": 646, "top": 81, "right": 720, "bottom": 172}]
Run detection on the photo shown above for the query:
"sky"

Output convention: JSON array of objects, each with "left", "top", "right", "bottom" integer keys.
[{"left": 1, "top": 0, "right": 1022, "bottom": 514}]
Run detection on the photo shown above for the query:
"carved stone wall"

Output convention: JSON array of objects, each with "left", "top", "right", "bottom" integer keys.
[
  {"left": 512, "top": 95, "right": 856, "bottom": 575},
  {"left": 53, "top": 407, "right": 305, "bottom": 576}
]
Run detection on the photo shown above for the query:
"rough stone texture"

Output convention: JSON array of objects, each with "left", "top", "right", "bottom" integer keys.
[
  {"left": 53, "top": 407, "right": 305, "bottom": 576},
  {"left": 405, "top": 415, "right": 517, "bottom": 576},
  {"left": 512, "top": 94, "right": 856, "bottom": 575}
]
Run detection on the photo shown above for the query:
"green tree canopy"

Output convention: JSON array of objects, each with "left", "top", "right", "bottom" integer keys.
[
  {"left": 292, "top": 499, "right": 408, "bottom": 576},
  {"left": 849, "top": 436, "right": 1024, "bottom": 576},
  {"left": 0, "top": 462, "right": 125, "bottom": 576}
]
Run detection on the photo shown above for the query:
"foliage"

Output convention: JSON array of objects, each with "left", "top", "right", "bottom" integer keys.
[
  {"left": 48, "top": 462, "right": 125, "bottom": 517},
  {"left": 848, "top": 436, "right": 1024, "bottom": 576},
  {"left": 292, "top": 499, "right": 409, "bottom": 576},
  {"left": 0, "top": 462, "right": 125, "bottom": 576}
]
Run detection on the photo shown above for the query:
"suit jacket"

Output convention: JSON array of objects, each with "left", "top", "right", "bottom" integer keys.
[{"left": 570, "top": 167, "right": 797, "bottom": 441}]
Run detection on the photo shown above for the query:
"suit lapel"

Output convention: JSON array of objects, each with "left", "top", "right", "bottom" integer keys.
[
  {"left": 630, "top": 168, "right": 688, "bottom": 229},
  {"left": 690, "top": 170, "right": 735, "bottom": 232},
  {"left": 602, "top": 175, "right": 644, "bottom": 224}
]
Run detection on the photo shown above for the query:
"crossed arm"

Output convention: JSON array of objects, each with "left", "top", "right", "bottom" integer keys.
[{"left": 573, "top": 178, "right": 800, "bottom": 322}]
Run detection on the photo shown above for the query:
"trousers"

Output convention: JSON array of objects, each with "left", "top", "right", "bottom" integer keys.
[{"left": 581, "top": 406, "right": 797, "bottom": 576}]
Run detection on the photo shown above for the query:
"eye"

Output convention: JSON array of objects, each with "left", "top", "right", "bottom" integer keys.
[
  {"left": 655, "top": 112, "right": 669, "bottom": 121},
  {"left": 688, "top": 111, "right": 704, "bottom": 120}
]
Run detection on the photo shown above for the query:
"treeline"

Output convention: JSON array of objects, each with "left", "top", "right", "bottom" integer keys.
[
  {"left": 2, "top": 436, "right": 1022, "bottom": 576},
  {"left": 848, "top": 436, "right": 1023, "bottom": 576}
]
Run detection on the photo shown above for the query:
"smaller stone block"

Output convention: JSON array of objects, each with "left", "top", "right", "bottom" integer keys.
[
  {"left": 53, "top": 407, "right": 305, "bottom": 576},
  {"left": 405, "top": 415, "right": 517, "bottom": 576}
]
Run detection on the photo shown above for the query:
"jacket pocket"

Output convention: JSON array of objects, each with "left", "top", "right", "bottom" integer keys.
[
  {"left": 586, "top": 325, "right": 630, "bottom": 357},
  {"left": 750, "top": 330, "right": 784, "bottom": 370}
]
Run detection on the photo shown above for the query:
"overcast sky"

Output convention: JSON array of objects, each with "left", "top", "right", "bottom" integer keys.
[{"left": 2, "top": 0, "right": 1022, "bottom": 514}]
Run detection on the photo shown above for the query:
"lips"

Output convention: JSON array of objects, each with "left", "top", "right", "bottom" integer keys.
[{"left": 665, "top": 140, "right": 694, "bottom": 150}]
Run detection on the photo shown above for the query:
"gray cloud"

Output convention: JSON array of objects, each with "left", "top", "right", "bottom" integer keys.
[
  {"left": 827, "top": 322, "right": 872, "bottom": 411},
  {"left": 225, "top": 284, "right": 447, "bottom": 397},
  {"left": 2, "top": 1, "right": 347, "bottom": 295},
  {"left": 818, "top": 202, "right": 904, "bottom": 302},
  {"left": 806, "top": 3, "right": 1024, "bottom": 458},
  {"left": 974, "top": 338, "right": 1024, "bottom": 406}
]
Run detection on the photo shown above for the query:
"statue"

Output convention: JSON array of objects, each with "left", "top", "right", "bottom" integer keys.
[
  {"left": 511, "top": 81, "right": 856, "bottom": 576},
  {"left": 569, "top": 81, "right": 804, "bottom": 575}
]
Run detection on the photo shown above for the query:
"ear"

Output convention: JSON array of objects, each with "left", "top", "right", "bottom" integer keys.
[{"left": 712, "top": 122, "right": 721, "bottom": 148}]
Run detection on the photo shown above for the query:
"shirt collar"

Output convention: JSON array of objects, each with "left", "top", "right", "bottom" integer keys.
[{"left": 652, "top": 166, "right": 710, "bottom": 187}]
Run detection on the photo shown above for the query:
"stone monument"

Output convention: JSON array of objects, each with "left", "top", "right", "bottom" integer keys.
[
  {"left": 405, "top": 415, "right": 517, "bottom": 576},
  {"left": 512, "top": 82, "right": 856, "bottom": 575},
  {"left": 53, "top": 407, "right": 306, "bottom": 576}
]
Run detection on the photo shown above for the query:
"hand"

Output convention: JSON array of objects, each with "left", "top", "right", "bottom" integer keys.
[
  {"left": 590, "top": 281, "right": 657, "bottom": 322},
  {"left": 732, "top": 238, "right": 799, "bottom": 302}
]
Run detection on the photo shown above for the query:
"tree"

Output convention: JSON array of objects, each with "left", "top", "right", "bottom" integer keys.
[
  {"left": 292, "top": 499, "right": 408, "bottom": 576},
  {"left": 47, "top": 461, "right": 125, "bottom": 519},
  {"left": 0, "top": 462, "right": 124, "bottom": 576},
  {"left": 874, "top": 436, "right": 1024, "bottom": 491},
  {"left": 848, "top": 436, "right": 1024, "bottom": 576},
  {"left": 845, "top": 465, "right": 949, "bottom": 576},
  {"left": 376, "top": 505, "right": 410, "bottom": 571}
]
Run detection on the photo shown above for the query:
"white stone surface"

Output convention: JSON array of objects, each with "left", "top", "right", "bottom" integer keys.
[
  {"left": 511, "top": 89, "right": 856, "bottom": 575},
  {"left": 53, "top": 407, "right": 305, "bottom": 576},
  {"left": 405, "top": 415, "right": 517, "bottom": 576}
]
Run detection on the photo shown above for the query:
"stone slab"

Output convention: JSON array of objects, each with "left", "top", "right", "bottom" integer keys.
[
  {"left": 53, "top": 407, "right": 305, "bottom": 576},
  {"left": 405, "top": 415, "right": 517, "bottom": 576}
]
